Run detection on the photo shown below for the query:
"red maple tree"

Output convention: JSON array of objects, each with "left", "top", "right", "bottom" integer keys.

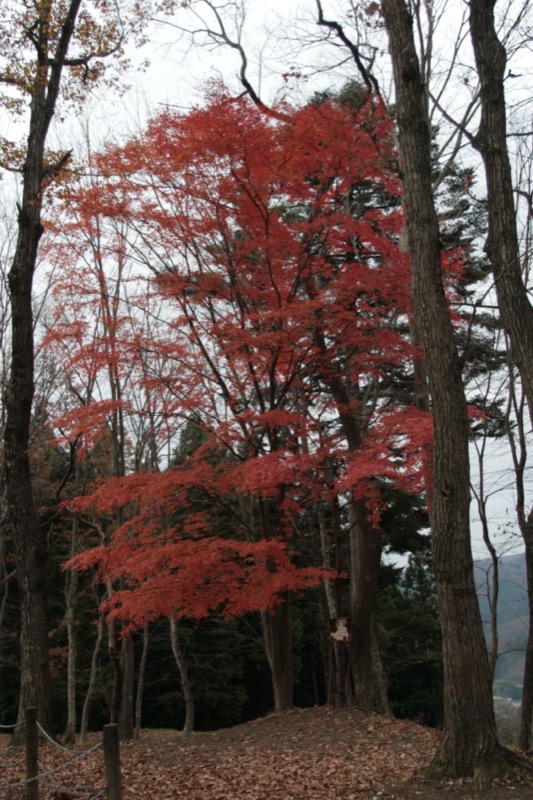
[{"left": 46, "top": 86, "right": 437, "bottom": 710}]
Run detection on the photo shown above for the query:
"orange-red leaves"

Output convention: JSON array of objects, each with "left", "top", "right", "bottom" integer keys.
[{"left": 69, "top": 536, "right": 331, "bottom": 626}]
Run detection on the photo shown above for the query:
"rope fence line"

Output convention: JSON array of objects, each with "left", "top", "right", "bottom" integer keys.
[
  {"left": 36, "top": 719, "right": 103, "bottom": 757},
  {"left": 0, "top": 719, "right": 25, "bottom": 730},
  {"left": 0, "top": 708, "right": 122, "bottom": 800}
]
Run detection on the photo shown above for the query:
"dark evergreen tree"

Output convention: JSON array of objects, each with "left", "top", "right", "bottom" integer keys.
[{"left": 378, "top": 546, "right": 443, "bottom": 726}]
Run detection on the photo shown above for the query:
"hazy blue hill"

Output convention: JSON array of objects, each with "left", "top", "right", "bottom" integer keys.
[{"left": 475, "top": 552, "right": 528, "bottom": 698}]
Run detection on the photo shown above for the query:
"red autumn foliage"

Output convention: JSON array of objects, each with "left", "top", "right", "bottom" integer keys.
[{"left": 45, "top": 86, "right": 438, "bottom": 627}]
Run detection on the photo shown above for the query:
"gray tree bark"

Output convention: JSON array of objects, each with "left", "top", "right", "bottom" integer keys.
[{"left": 381, "top": 0, "right": 503, "bottom": 782}]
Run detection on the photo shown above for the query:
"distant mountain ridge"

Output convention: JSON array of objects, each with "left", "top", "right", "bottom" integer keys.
[{"left": 475, "top": 552, "right": 528, "bottom": 697}]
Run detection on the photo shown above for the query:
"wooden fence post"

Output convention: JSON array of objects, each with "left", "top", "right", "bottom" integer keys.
[
  {"left": 103, "top": 723, "right": 123, "bottom": 800},
  {"left": 25, "top": 706, "right": 38, "bottom": 800}
]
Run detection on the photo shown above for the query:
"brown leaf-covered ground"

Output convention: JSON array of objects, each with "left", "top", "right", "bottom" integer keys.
[{"left": 1, "top": 707, "right": 532, "bottom": 800}]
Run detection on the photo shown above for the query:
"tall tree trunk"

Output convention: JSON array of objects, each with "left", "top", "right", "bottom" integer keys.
[
  {"left": 5, "top": 108, "right": 53, "bottom": 732},
  {"left": 4, "top": 0, "right": 84, "bottom": 736},
  {"left": 381, "top": 0, "right": 502, "bottom": 782}
]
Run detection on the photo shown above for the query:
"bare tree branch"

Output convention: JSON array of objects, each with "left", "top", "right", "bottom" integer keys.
[{"left": 315, "top": 0, "right": 380, "bottom": 96}]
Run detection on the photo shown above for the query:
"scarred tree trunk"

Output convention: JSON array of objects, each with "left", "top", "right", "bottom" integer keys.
[{"left": 381, "top": 0, "right": 502, "bottom": 781}]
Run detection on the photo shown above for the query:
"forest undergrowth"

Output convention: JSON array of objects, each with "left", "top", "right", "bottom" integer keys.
[{"left": 1, "top": 707, "right": 532, "bottom": 800}]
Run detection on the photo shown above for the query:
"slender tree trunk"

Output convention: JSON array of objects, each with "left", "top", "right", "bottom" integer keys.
[
  {"left": 134, "top": 624, "right": 149, "bottom": 740},
  {"left": 382, "top": 0, "right": 502, "bottom": 781},
  {"left": 80, "top": 603, "right": 105, "bottom": 745},
  {"left": 169, "top": 617, "right": 194, "bottom": 733},
  {"left": 119, "top": 634, "right": 135, "bottom": 740},
  {"left": 479, "top": 505, "right": 499, "bottom": 685}
]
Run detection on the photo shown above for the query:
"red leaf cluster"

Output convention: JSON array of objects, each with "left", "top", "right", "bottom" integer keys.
[{"left": 45, "top": 86, "right": 446, "bottom": 627}]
